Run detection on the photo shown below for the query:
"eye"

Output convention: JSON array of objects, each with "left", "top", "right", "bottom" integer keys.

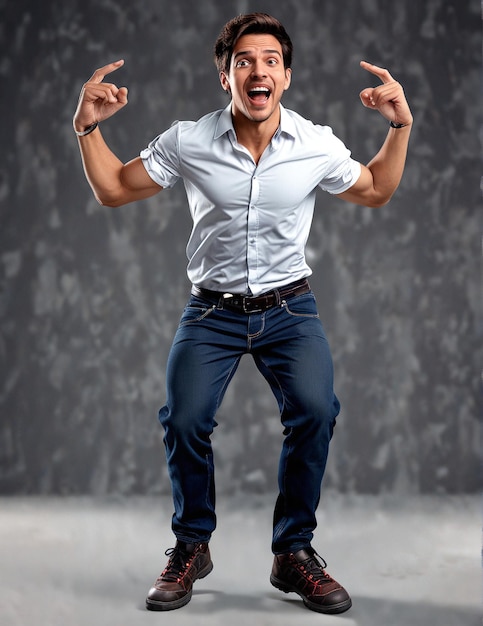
[
  {"left": 267, "top": 58, "right": 278, "bottom": 65},
  {"left": 236, "top": 59, "right": 250, "bottom": 68}
]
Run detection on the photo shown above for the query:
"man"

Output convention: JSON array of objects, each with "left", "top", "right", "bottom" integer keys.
[{"left": 73, "top": 13, "right": 412, "bottom": 615}]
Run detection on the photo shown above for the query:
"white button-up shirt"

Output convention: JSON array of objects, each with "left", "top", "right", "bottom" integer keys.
[{"left": 140, "top": 104, "right": 361, "bottom": 296}]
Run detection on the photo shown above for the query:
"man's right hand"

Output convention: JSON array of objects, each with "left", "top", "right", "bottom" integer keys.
[{"left": 73, "top": 60, "right": 128, "bottom": 133}]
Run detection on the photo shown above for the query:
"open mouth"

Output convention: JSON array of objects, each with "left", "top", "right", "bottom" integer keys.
[{"left": 247, "top": 87, "right": 271, "bottom": 104}]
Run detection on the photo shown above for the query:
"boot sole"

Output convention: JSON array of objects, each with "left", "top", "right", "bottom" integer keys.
[
  {"left": 146, "top": 561, "right": 213, "bottom": 611},
  {"left": 270, "top": 574, "right": 352, "bottom": 615}
]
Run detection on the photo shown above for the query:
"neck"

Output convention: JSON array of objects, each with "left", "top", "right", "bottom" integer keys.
[{"left": 231, "top": 106, "right": 281, "bottom": 163}]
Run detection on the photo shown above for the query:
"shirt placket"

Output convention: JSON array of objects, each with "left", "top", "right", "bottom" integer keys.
[{"left": 246, "top": 173, "right": 260, "bottom": 293}]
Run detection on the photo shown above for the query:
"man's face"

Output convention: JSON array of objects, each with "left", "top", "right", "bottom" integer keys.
[{"left": 219, "top": 33, "right": 292, "bottom": 126}]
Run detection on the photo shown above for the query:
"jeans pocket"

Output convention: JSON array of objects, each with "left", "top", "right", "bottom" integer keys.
[
  {"left": 282, "top": 293, "right": 319, "bottom": 318},
  {"left": 179, "top": 300, "right": 216, "bottom": 326}
]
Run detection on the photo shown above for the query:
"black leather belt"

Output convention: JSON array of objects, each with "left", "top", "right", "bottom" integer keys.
[{"left": 191, "top": 278, "right": 311, "bottom": 313}]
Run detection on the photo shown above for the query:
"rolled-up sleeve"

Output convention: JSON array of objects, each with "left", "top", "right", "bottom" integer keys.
[
  {"left": 314, "top": 127, "right": 361, "bottom": 195},
  {"left": 319, "top": 157, "right": 361, "bottom": 195},
  {"left": 140, "top": 122, "right": 181, "bottom": 189}
]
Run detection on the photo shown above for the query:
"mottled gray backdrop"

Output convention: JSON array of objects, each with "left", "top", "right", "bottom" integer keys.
[{"left": 0, "top": 0, "right": 480, "bottom": 496}]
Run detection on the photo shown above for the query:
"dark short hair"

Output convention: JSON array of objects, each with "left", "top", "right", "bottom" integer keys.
[{"left": 214, "top": 13, "right": 293, "bottom": 74}]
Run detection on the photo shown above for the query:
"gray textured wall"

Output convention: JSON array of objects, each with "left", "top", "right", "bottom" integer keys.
[{"left": 0, "top": 0, "right": 480, "bottom": 495}]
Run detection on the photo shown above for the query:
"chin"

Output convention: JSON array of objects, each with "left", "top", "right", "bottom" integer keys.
[{"left": 248, "top": 108, "right": 276, "bottom": 122}]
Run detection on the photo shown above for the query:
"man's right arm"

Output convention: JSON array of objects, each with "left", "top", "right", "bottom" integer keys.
[{"left": 73, "top": 60, "right": 162, "bottom": 207}]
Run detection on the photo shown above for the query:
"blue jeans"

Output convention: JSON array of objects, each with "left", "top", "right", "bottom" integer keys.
[{"left": 158, "top": 289, "right": 340, "bottom": 554}]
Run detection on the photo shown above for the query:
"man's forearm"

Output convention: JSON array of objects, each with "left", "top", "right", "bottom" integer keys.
[
  {"left": 76, "top": 126, "right": 127, "bottom": 206},
  {"left": 366, "top": 122, "right": 412, "bottom": 206}
]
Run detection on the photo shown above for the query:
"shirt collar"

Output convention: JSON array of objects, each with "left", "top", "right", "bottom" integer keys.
[
  {"left": 214, "top": 103, "right": 296, "bottom": 142},
  {"left": 214, "top": 104, "right": 234, "bottom": 140},
  {"left": 277, "top": 105, "right": 296, "bottom": 140}
]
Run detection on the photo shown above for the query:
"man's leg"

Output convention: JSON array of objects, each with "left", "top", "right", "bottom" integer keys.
[
  {"left": 147, "top": 296, "right": 245, "bottom": 611},
  {"left": 251, "top": 292, "right": 352, "bottom": 614}
]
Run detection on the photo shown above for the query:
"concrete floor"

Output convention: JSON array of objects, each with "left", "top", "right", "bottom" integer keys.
[{"left": 0, "top": 494, "right": 480, "bottom": 626}]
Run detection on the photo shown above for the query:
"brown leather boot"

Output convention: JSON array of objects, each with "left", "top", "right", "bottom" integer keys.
[
  {"left": 146, "top": 541, "right": 213, "bottom": 611},
  {"left": 270, "top": 547, "right": 352, "bottom": 614}
]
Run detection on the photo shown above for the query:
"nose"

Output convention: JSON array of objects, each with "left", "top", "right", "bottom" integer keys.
[{"left": 251, "top": 60, "right": 267, "bottom": 78}]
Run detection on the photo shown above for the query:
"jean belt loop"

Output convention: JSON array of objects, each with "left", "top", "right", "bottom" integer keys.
[{"left": 274, "top": 288, "right": 281, "bottom": 306}]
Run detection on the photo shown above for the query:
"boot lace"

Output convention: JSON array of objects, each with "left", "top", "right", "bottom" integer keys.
[
  {"left": 159, "top": 546, "right": 196, "bottom": 583},
  {"left": 298, "top": 551, "right": 334, "bottom": 584}
]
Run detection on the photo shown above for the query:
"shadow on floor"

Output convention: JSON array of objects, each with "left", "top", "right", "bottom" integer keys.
[{"left": 134, "top": 588, "right": 482, "bottom": 626}]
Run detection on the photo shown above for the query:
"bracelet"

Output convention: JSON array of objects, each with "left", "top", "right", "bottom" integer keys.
[
  {"left": 390, "top": 120, "right": 407, "bottom": 129},
  {"left": 74, "top": 122, "right": 98, "bottom": 136}
]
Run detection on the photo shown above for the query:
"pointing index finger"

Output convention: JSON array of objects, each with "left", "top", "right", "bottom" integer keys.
[
  {"left": 89, "top": 59, "right": 125, "bottom": 84},
  {"left": 360, "top": 60, "right": 394, "bottom": 84}
]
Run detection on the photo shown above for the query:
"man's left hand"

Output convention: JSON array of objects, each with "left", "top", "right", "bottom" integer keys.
[{"left": 359, "top": 61, "right": 413, "bottom": 127}]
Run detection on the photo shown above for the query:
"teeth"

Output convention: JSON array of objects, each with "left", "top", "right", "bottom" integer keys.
[{"left": 249, "top": 87, "right": 270, "bottom": 98}]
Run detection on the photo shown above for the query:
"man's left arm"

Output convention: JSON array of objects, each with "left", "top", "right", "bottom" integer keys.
[{"left": 337, "top": 61, "right": 413, "bottom": 208}]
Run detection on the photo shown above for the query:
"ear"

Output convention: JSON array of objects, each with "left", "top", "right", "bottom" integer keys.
[
  {"left": 284, "top": 68, "right": 292, "bottom": 91},
  {"left": 219, "top": 72, "right": 231, "bottom": 93}
]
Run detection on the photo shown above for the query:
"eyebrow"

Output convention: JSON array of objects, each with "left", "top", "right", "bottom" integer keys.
[{"left": 233, "top": 49, "right": 282, "bottom": 60}]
